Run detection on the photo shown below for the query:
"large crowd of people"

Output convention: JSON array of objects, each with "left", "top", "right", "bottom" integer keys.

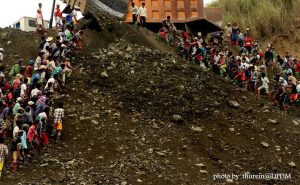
[
  {"left": 158, "top": 18, "right": 300, "bottom": 111},
  {"left": 0, "top": 3, "right": 82, "bottom": 178}
]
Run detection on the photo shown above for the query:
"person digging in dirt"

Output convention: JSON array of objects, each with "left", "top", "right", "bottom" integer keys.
[
  {"left": 0, "top": 48, "right": 4, "bottom": 63},
  {"left": 0, "top": 137, "right": 8, "bottom": 178},
  {"left": 9, "top": 59, "right": 23, "bottom": 77},
  {"left": 257, "top": 72, "right": 269, "bottom": 99},
  {"left": 53, "top": 102, "right": 64, "bottom": 142}
]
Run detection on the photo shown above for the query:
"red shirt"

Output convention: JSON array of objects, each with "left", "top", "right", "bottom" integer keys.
[
  {"left": 295, "top": 62, "right": 300, "bottom": 73},
  {"left": 24, "top": 65, "right": 33, "bottom": 78},
  {"left": 13, "top": 79, "right": 21, "bottom": 90},
  {"left": 27, "top": 125, "right": 36, "bottom": 142},
  {"left": 55, "top": 8, "right": 62, "bottom": 17},
  {"left": 183, "top": 32, "right": 189, "bottom": 40},
  {"left": 244, "top": 37, "right": 253, "bottom": 47}
]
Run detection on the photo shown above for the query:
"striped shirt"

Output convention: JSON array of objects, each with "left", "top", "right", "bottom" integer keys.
[
  {"left": 53, "top": 108, "right": 64, "bottom": 123},
  {"left": 0, "top": 144, "right": 8, "bottom": 162}
]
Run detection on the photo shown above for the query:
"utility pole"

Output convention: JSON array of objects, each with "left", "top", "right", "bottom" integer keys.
[{"left": 49, "top": 0, "right": 56, "bottom": 28}]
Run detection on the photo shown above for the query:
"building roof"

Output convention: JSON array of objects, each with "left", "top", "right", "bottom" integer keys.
[{"left": 12, "top": 16, "right": 50, "bottom": 25}]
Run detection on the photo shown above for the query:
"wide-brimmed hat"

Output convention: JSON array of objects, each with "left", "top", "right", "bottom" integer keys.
[
  {"left": 46, "top": 37, "right": 53, "bottom": 42},
  {"left": 16, "top": 74, "right": 22, "bottom": 78},
  {"left": 28, "top": 101, "right": 34, "bottom": 106},
  {"left": 16, "top": 97, "right": 22, "bottom": 102},
  {"left": 39, "top": 65, "right": 47, "bottom": 70}
]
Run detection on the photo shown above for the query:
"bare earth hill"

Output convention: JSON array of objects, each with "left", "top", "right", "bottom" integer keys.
[{"left": 0, "top": 19, "right": 299, "bottom": 185}]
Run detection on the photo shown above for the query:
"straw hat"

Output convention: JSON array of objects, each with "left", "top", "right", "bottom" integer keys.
[
  {"left": 28, "top": 101, "right": 35, "bottom": 106},
  {"left": 46, "top": 37, "right": 53, "bottom": 42}
]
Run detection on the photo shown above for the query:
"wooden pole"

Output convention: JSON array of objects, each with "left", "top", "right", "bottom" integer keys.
[{"left": 49, "top": 0, "right": 56, "bottom": 28}]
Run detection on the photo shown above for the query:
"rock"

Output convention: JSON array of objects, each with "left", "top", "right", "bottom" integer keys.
[
  {"left": 195, "top": 163, "right": 205, "bottom": 168},
  {"left": 288, "top": 162, "right": 296, "bottom": 167},
  {"left": 137, "top": 179, "right": 143, "bottom": 183},
  {"left": 229, "top": 128, "right": 235, "bottom": 132},
  {"left": 293, "top": 119, "right": 300, "bottom": 126},
  {"left": 156, "top": 152, "right": 166, "bottom": 157},
  {"left": 40, "top": 163, "right": 49, "bottom": 167},
  {"left": 121, "top": 182, "right": 128, "bottom": 185},
  {"left": 172, "top": 114, "right": 184, "bottom": 123},
  {"left": 92, "top": 55, "right": 100, "bottom": 59},
  {"left": 96, "top": 156, "right": 104, "bottom": 160},
  {"left": 67, "top": 160, "right": 75, "bottom": 165},
  {"left": 100, "top": 71, "right": 109, "bottom": 78},
  {"left": 107, "top": 51, "right": 114, "bottom": 56},
  {"left": 261, "top": 142, "right": 269, "bottom": 148},
  {"left": 126, "top": 46, "right": 132, "bottom": 52},
  {"left": 199, "top": 170, "right": 208, "bottom": 174},
  {"left": 147, "top": 148, "right": 153, "bottom": 154},
  {"left": 76, "top": 99, "right": 83, "bottom": 104},
  {"left": 136, "top": 171, "right": 146, "bottom": 176},
  {"left": 268, "top": 119, "right": 278, "bottom": 124},
  {"left": 226, "top": 179, "right": 234, "bottom": 183},
  {"left": 91, "top": 120, "right": 99, "bottom": 126},
  {"left": 190, "top": 125, "right": 203, "bottom": 132},
  {"left": 227, "top": 100, "right": 240, "bottom": 108},
  {"left": 178, "top": 85, "right": 185, "bottom": 91},
  {"left": 7, "top": 41, "right": 12, "bottom": 45}
]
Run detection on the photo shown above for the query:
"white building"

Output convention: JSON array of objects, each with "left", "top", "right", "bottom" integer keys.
[{"left": 12, "top": 16, "right": 49, "bottom": 32}]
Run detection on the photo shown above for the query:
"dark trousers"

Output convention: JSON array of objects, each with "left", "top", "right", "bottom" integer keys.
[
  {"left": 132, "top": 14, "right": 138, "bottom": 25},
  {"left": 140, "top": 16, "right": 146, "bottom": 27}
]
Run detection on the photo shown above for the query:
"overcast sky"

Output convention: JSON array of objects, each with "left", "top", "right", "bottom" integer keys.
[{"left": 0, "top": 0, "right": 215, "bottom": 28}]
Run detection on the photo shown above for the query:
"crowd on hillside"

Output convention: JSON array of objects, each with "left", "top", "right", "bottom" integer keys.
[
  {"left": 158, "top": 18, "right": 300, "bottom": 110},
  {"left": 0, "top": 3, "right": 82, "bottom": 178}
]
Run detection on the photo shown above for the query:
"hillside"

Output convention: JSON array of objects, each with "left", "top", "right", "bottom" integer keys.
[
  {"left": 0, "top": 17, "right": 300, "bottom": 185},
  {"left": 207, "top": 0, "right": 300, "bottom": 57}
]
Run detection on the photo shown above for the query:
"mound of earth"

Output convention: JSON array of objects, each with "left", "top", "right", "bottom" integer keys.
[{"left": 1, "top": 17, "right": 299, "bottom": 185}]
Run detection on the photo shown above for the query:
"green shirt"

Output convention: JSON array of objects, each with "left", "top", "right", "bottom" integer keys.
[{"left": 9, "top": 64, "right": 20, "bottom": 76}]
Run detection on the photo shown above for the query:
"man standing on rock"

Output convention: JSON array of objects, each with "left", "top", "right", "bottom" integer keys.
[
  {"left": 55, "top": 4, "right": 62, "bottom": 29},
  {"left": 138, "top": 3, "right": 147, "bottom": 28},
  {"left": 0, "top": 48, "right": 4, "bottom": 63},
  {"left": 36, "top": 3, "right": 44, "bottom": 34}
]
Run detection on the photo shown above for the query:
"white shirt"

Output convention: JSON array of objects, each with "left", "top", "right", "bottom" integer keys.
[
  {"left": 131, "top": 6, "right": 139, "bottom": 15},
  {"left": 0, "top": 52, "right": 3, "bottom": 61},
  {"left": 139, "top": 7, "right": 147, "bottom": 17},
  {"left": 45, "top": 77, "right": 56, "bottom": 92},
  {"left": 43, "top": 42, "right": 50, "bottom": 50},
  {"left": 13, "top": 126, "right": 19, "bottom": 139},
  {"left": 34, "top": 56, "right": 42, "bottom": 70},
  {"left": 49, "top": 60, "right": 56, "bottom": 71},
  {"left": 261, "top": 77, "right": 269, "bottom": 88},
  {"left": 38, "top": 112, "right": 47, "bottom": 121},
  {"left": 240, "top": 62, "right": 249, "bottom": 70},
  {"left": 31, "top": 88, "right": 41, "bottom": 98},
  {"left": 20, "top": 84, "right": 27, "bottom": 96},
  {"left": 72, "top": 10, "right": 78, "bottom": 20},
  {"left": 214, "top": 54, "right": 220, "bottom": 64}
]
